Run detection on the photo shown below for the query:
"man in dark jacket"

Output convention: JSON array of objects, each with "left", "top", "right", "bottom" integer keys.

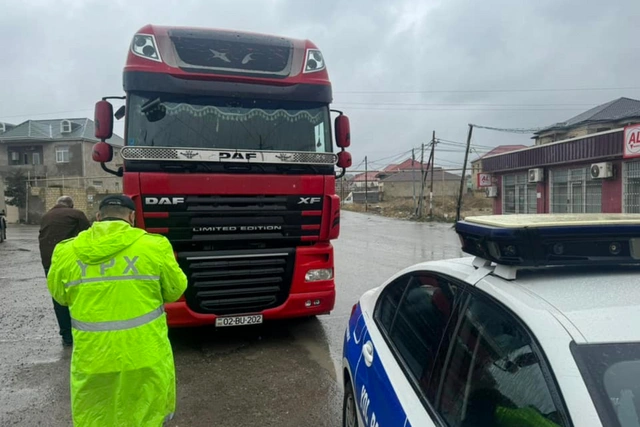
[{"left": 39, "top": 196, "right": 90, "bottom": 345}]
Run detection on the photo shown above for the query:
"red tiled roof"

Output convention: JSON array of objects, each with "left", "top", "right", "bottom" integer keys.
[
  {"left": 352, "top": 171, "right": 380, "bottom": 182},
  {"left": 384, "top": 158, "right": 423, "bottom": 172}
]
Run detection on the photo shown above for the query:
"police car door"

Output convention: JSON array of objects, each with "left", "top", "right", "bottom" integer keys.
[{"left": 355, "top": 272, "right": 463, "bottom": 426}]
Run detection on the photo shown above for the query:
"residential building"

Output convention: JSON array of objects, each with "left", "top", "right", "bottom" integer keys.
[
  {"left": 470, "top": 145, "right": 528, "bottom": 190},
  {"left": 0, "top": 118, "right": 123, "bottom": 191},
  {"left": 533, "top": 97, "right": 640, "bottom": 145},
  {"left": 481, "top": 98, "right": 640, "bottom": 215}
]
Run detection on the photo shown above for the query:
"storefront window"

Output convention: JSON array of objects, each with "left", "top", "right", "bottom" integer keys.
[
  {"left": 550, "top": 167, "right": 602, "bottom": 213},
  {"left": 624, "top": 161, "right": 640, "bottom": 213},
  {"left": 502, "top": 173, "right": 537, "bottom": 214}
]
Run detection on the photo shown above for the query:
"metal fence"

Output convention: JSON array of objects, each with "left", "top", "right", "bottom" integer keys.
[
  {"left": 549, "top": 167, "right": 602, "bottom": 214},
  {"left": 502, "top": 173, "right": 537, "bottom": 214},
  {"left": 624, "top": 161, "right": 640, "bottom": 213}
]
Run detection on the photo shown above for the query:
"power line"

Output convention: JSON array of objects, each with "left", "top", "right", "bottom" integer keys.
[
  {"left": 334, "top": 101, "right": 600, "bottom": 107},
  {"left": 0, "top": 108, "right": 94, "bottom": 120},
  {"left": 332, "top": 106, "right": 586, "bottom": 112},
  {"left": 470, "top": 123, "right": 546, "bottom": 134},
  {"left": 335, "top": 86, "right": 640, "bottom": 94}
]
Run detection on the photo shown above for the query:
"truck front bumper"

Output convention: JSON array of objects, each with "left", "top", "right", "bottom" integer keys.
[{"left": 165, "top": 289, "right": 335, "bottom": 327}]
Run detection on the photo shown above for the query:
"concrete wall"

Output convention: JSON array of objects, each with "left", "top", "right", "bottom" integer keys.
[
  {"left": 29, "top": 186, "right": 115, "bottom": 224},
  {"left": 384, "top": 180, "right": 460, "bottom": 199}
]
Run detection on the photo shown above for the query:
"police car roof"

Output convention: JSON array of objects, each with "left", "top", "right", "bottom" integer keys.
[
  {"left": 484, "top": 263, "right": 640, "bottom": 344},
  {"left": 411, "top": 257, "right": 640, "bottom": 345}
]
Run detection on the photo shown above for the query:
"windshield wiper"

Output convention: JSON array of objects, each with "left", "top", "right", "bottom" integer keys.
[{"left": 141, "top": 97, "right": 163, "bottom": 113}]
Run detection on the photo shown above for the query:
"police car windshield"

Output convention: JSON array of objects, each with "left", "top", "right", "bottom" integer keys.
[
  {"left": 126, "top": 92, "right": 332, "bottom": 153},
  {"left": 572, "top": 342, "right": 640, "bottom": 427}
]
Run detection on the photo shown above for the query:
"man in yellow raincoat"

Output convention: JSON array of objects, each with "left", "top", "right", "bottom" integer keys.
[{"left": 47, "top": 195, "right": 188, "bottom": 426}]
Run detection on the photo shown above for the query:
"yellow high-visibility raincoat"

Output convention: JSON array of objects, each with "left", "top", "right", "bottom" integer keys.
[{"left": 47, "top": 220, "right": 187, "bottom": 427}]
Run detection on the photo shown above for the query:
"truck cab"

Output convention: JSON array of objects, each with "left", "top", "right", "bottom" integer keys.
[{"left": 91, "top": 25, "right": 352, "bottom": 327}]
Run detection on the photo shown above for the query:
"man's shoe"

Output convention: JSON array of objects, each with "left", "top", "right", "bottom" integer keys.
[{"left": 62, "top": 336, "right": 73, "bottom": 347}]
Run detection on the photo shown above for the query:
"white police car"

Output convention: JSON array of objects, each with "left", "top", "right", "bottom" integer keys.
[{"left": 342, "top": 214, "right": 640, "bottom": 427}]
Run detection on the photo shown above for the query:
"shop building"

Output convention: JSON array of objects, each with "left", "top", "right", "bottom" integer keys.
[{"left": 480, "top": 98, "right": 640, "bottom": 214}]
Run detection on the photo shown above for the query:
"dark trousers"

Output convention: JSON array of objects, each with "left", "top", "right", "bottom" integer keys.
[{"left": 44, "top": 268, "right": 72, "bottom": 342}]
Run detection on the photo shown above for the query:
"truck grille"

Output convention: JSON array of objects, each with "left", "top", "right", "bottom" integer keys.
[
  {"left": 143, "top": 195, "right": 323, "bottom": 244},
  {"left": 178, "top": 249, "right": 295, "bottom": 315}
]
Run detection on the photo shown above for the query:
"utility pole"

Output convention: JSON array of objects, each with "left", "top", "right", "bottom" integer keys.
[
  {"left": 420, "top": 144, "right": 434, "bottom": 219},
  {"left": 412, "top": 148, "right": 416, "bottom": 212},
  {"left": 416, "top": 143, "right": 425, "bottom": 217},
  {"left": 429, "top": 130, "right": 436, "bottom": 220},
  {"left": 364, "top": 155, "right": 368, "bottom": 212},
  {"left": 456, "top": 124, "right": 474, "bottom": 223},
  {"left": 340, "top": 175, "right": 345, "bottom": 206}
]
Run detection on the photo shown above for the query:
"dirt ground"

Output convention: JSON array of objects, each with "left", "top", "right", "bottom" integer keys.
[{"left": 342, "top": 194, "right": 494, "bottom": 222}]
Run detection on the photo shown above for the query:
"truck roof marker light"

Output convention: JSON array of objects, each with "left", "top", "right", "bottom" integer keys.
[
  {"left": 131, "top": 34, "right": 162, "bottom": 62},
  {"left": 454, "top": 214, "right": 640, "bottom": 274},
  {"left": 303, "top": 49, "right": 325, "bottom": 73}
]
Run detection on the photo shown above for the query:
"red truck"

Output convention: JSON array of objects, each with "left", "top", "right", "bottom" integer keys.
[{"left": 91, "top": 25, "right": 352, "bottom": 328}]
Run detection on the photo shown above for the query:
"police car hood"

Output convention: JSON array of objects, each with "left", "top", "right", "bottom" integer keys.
[{"left": 72, "top": 221, "right": 146, "bottom": 264}]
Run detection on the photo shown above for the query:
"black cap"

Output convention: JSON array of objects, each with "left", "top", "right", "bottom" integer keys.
[{"left": 99, "top": 195, "right": 136, "bottom": 211}]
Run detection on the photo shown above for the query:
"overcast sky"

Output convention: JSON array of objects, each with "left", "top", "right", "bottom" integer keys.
[{"left": 1, "top": 0, "right": 639, "bottom": 172}]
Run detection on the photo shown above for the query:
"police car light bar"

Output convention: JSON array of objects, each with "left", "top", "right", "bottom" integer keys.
[{"left": 455, "top": 214, "right": 640, "bottom": 272}]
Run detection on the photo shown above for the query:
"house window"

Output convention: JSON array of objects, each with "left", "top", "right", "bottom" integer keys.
[
  {"left": 9, "top": 151, "right": 19, "bottom": 164},
  {"left": 56, "top": 146, "right": 70, "bottom": 163},
  {"left": 624, "top": 161, "right": 640, "bottom": 213},
  {"left": 60, "top": 120, "right": 72, "bottom": 134},
  {"left": 23, "top": 153, "right": 29, "bottom": 165},
  {"left": 32, "top": 152, "right": 41, "bottom": 165},
  {"left": 550, "top": 167, "right": 602, "bottom": 213},
  {"left": 502, "top": 173, "right": 537, "bottom": 214}
]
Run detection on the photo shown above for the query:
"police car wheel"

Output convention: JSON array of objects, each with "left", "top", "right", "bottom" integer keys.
[{"left": 343, "top": 379, "right": 358, "bottom": 427}]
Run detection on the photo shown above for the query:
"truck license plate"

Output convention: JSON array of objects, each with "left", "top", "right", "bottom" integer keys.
[{"left": 215, "top": 314, "right": 263, "bottom": 327}]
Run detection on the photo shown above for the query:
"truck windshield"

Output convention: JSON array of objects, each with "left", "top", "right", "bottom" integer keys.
[
  {"left": 571, "top": 342, "right": 640, "bottom": 427},
  {"left": 126, "top": 92, "right": 332, "bottom": 153}
]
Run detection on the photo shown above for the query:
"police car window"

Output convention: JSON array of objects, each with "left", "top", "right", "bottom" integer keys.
[
  {"left": 571, "top": 342, "right": 640, "bottom": 427},
  {"left": 376, "top": 274, "right": 411, "bottom": 332},
  {"left": 377, "top": 273, "right": 460, "bottom": 394},
  {"left": 437, "top": 294, "right": 569, "bottom": 427}
]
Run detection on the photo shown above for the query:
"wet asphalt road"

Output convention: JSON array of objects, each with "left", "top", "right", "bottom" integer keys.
[{"left": 0, "top": 211, "right": 463, "bottom": 427}]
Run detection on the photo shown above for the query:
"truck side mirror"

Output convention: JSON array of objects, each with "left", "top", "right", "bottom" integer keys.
[
  {"left": 337, "top": 151, "right": 352, "bottom": 169},
  {"left": 95, "top": 100, "right": 114, "bottom": 141},
  {"left": 335, "top": 115, "right": 351, "bottom": 148},
  {"left": 92, "top": 142, "right": 113, "bottom": 163}
]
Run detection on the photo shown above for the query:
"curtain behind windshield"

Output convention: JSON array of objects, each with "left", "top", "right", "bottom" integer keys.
[{"left": 127, "top": 93, "right": 331, "bottom": 153}]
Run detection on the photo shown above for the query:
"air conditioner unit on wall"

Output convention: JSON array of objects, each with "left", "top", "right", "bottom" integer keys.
[
  {"left": 485, "top": 185, "right": 498, "bottom": 198},
  {"left": 590, "top": 162, "right": 613, "bottom": 179},
  {"left": 528, "top": 168, "right": 544, "bottom": 183}
]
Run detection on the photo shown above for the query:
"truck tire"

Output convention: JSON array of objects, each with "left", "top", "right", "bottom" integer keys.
[{"left": 0, "top": 226, "right": 4, "bottom": 243}]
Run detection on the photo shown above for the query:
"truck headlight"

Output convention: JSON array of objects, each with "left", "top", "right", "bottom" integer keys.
[
  {"left": 131, "top": 34, "right": 162, "bottom": 62},
  {"left": 305, "top": 268, "right": 333, "bottom": 282},
  {"left": 303, "top": 49, "right": 325, "bottom": 73}
]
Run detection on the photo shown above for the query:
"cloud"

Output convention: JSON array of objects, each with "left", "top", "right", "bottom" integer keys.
[{"left": 1, "top": 0, "right": 639, "bottom": 171}]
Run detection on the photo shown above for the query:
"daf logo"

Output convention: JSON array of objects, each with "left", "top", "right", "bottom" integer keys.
[
  {"left": 298, "top": 197, "right": 321, "bottom": 205},
  {"left": 219, "top": 152, "right": 257, "bottom": 160},
  {"left": 145, "top": 197, "right": 185, "bottom": 205}
]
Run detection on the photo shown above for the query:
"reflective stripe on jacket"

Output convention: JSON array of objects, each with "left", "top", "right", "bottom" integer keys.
[{"left": 48, "top": 220, "right": 187, "bottom": 427}]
